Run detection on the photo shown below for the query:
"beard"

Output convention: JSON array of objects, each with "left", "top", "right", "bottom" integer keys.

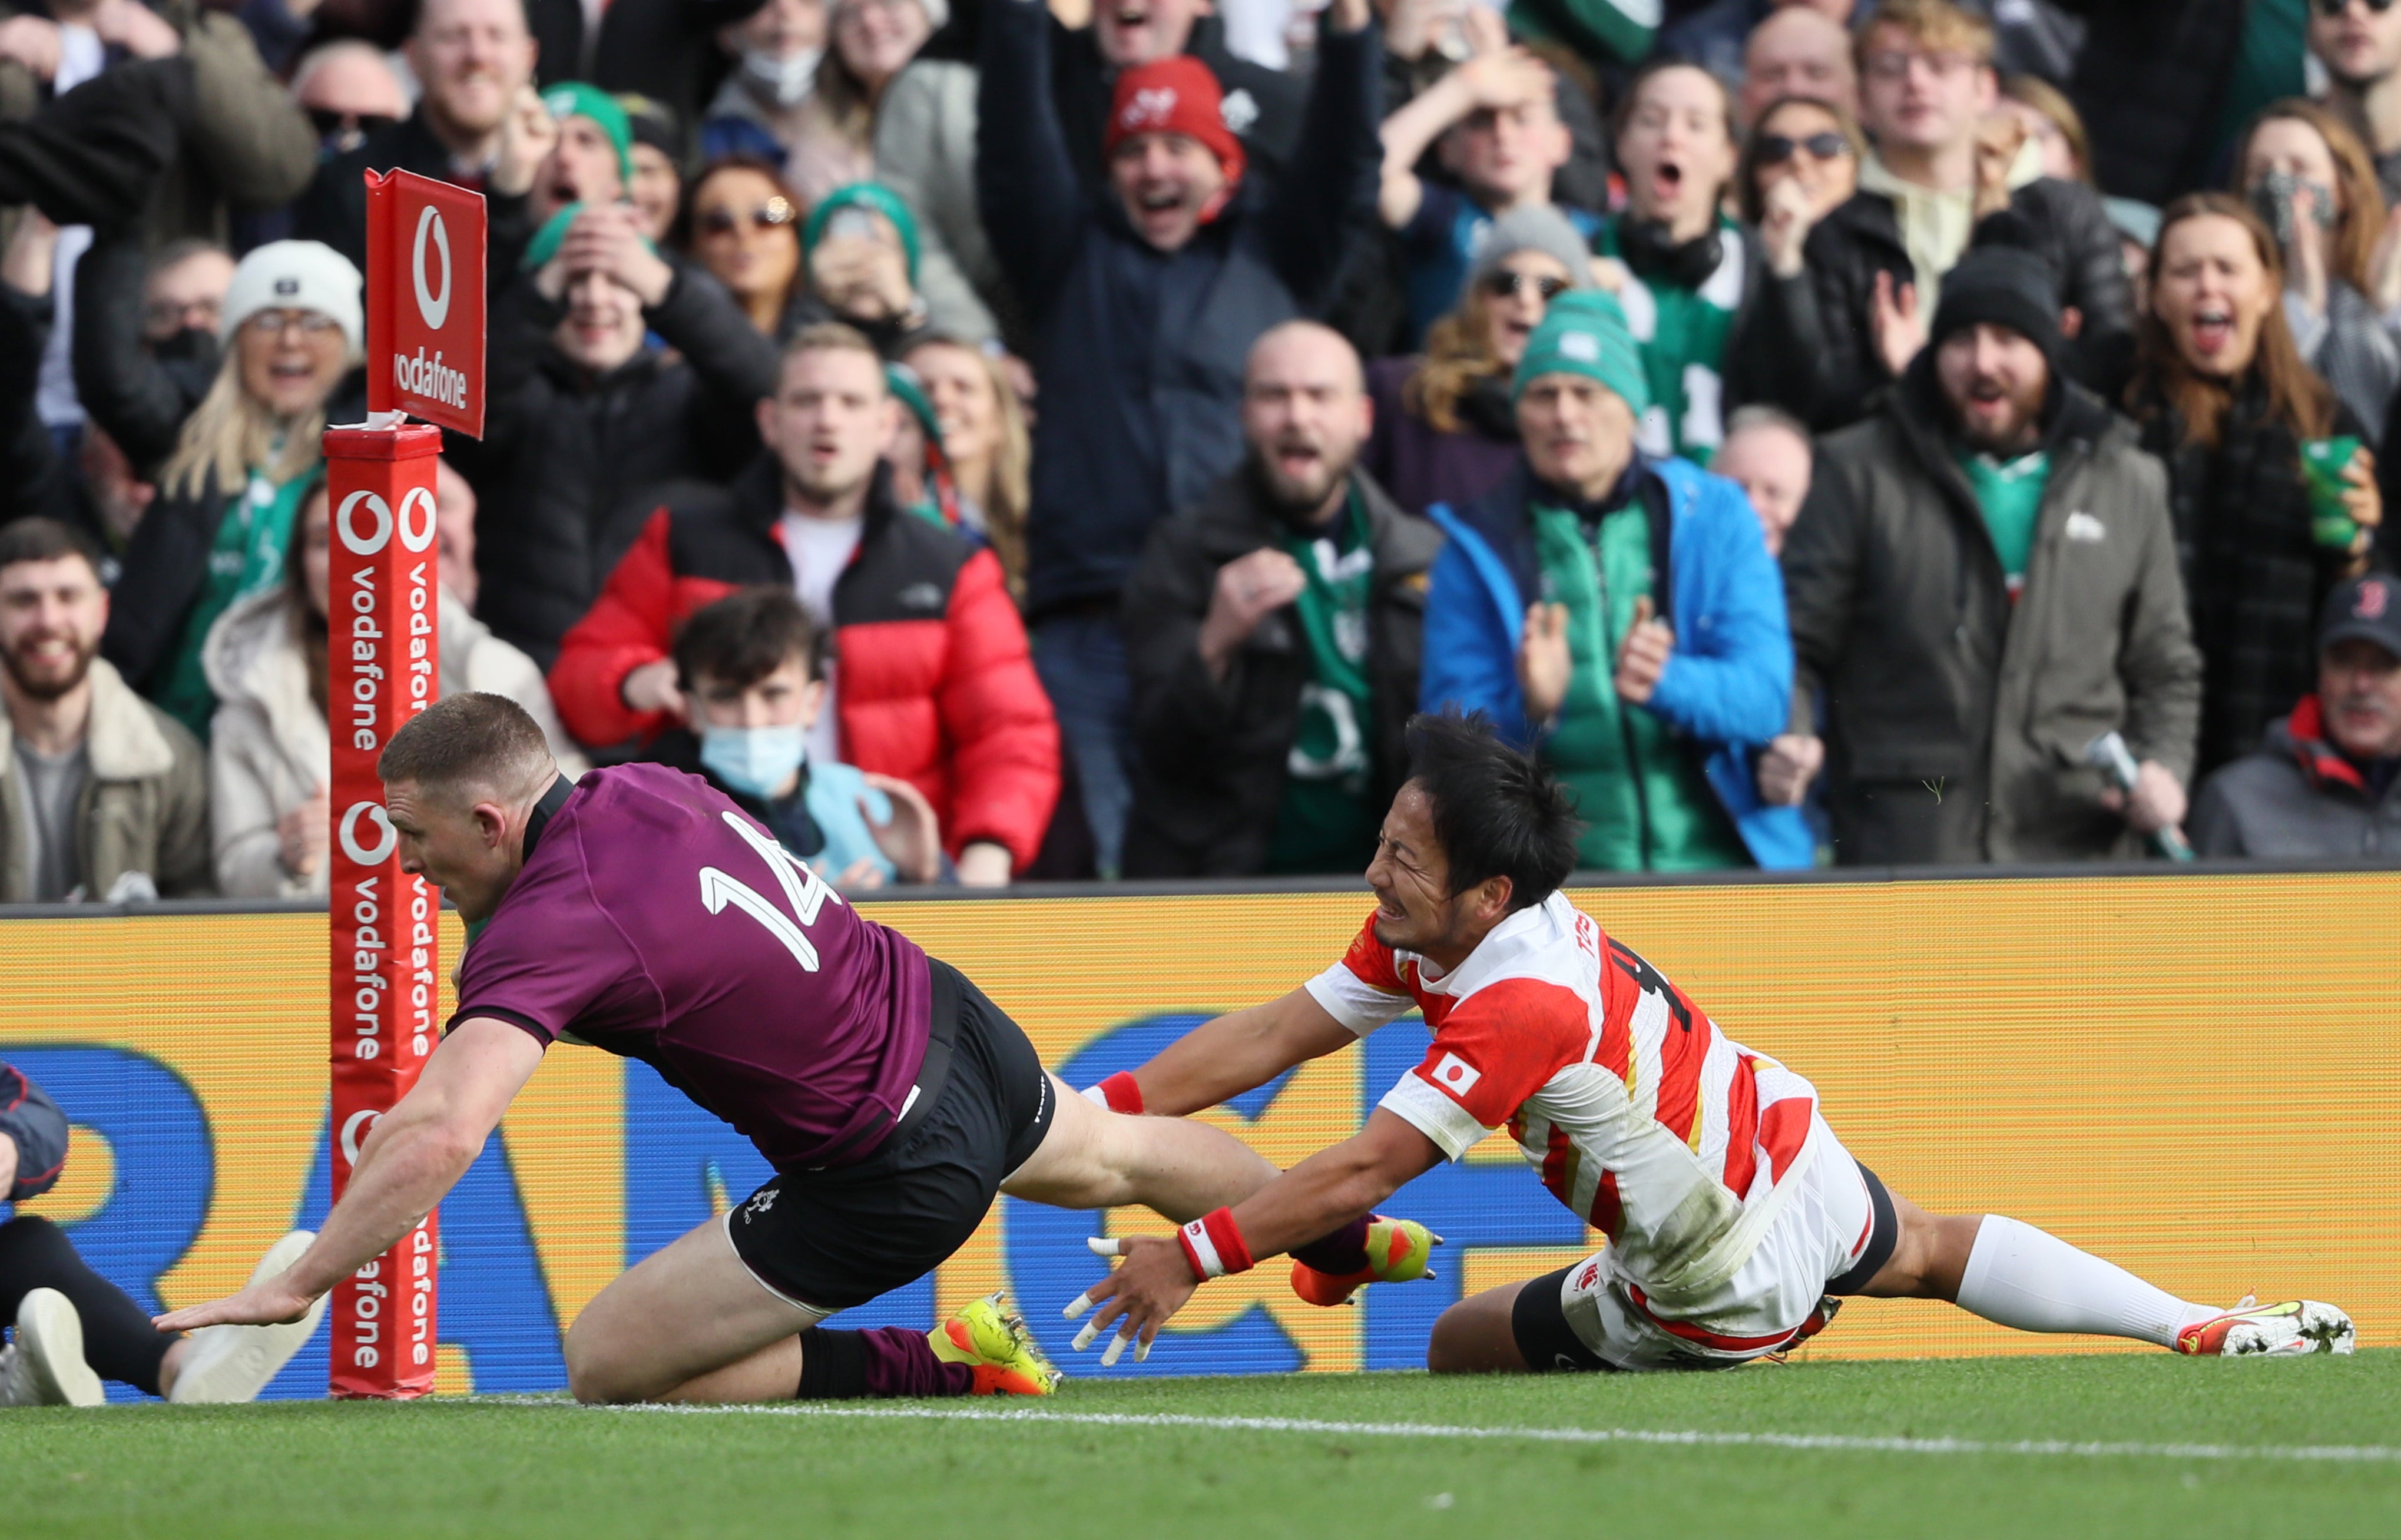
[
  {"left": 1, "top": 631, "right": 96, "bottom": 703},
  {"left": 1249, "top": 442, "right": 1350, "bottom": 521},
  {"left": 1954, "top": 382, "right": 2046, "bottom": 455}
]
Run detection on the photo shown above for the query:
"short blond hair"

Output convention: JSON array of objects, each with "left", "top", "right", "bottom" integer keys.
[{"left": 1857, "top": 0, "right": 1995, "bottom": 69}]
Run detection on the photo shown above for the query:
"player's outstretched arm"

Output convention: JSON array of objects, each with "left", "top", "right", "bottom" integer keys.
[
  {"left": 153, "top": 1019, "right": 544, "bottom": 1333},
  {"left": 1066, "top": 1110, "right": 1442, "bottom": 1360},
  {"left": 1098, "top": 987, "right": 1357, "bottom": 1118}
]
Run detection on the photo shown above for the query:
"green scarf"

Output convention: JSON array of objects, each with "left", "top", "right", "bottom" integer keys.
[
  {"left": 1266, "top": 491, "right": 1381, "bottom": 875},
  {"left": 1529, "top": 499, "right": 1748, "bottom": 873},
  {"left": 1594, "top": 216, "right": 1741, "bottom": 467},
  {"left": 155, "top": 468, "right": 313, "bottom": 742}
]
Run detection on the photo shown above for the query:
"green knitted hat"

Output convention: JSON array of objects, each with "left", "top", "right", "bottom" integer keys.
[
  {"left": 802, "top": 182, "right": 922, "bottom": 284},
  {"left": 542, "top": 81, "right": 634, "bottom": 185},
  {"left": 1511, "top": 289, "right": 1650, "bottom": 416}
]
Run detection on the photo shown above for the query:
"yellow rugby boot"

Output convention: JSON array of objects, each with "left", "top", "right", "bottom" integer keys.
[
  {"left": 1290, "top": 1216, "right": 1441, "bottom": 1307},
  {"left": 929, "top": 1293, "right": 1062, "bottom": 1395}
]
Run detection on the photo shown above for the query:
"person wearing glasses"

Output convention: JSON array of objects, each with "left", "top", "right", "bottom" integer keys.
[
  {"left": 451, "top": 200, "right": 780, "bottom": 674},
  {"left": 1589, "top": 59, "right": 1748, "bottom": 467},
  {"left": 1734, "top": 0, "right": 2130, "bottom": 433},
  {"left": 1376, "top": 34, "right": 1594, "bottom": 350},
  {"left": 92, "top": 240, "right": 365, "bottom": 741},
  {"left": 684, "top": 156, "right": 808, "bottom": 339},
  {"left": 1736, "top": 92, "right": 1863, "bottom": 277},
  {"left": 2313, "top": 0, "right": 2401, "bottom": 206},
  {"left": 1366, "top": 206, "right": 1594, "bottom": 519},
  {"left": 289, "top": 40, "right": 409, "bottom": 160}
]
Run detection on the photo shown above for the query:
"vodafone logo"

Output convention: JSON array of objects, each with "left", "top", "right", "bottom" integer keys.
[
  {"left": 340, "top": 1108, "right": 383, "bottom": 1166},
  {"left": 339, "top": 801, "right": 399, "bottom": 866},
  {"left": 338, "top": 489, "right": 392, "bottom": 555},
  {"left": 339, "top": 488, "right": 436, "bottom": 555},
  {"left": 412, "top": 205, "right": 452, "bottom": 330}
]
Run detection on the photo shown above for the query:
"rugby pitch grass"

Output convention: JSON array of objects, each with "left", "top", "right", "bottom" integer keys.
[{"left": 8, "top": 1352, "right": 2396, "bottom": 1538}]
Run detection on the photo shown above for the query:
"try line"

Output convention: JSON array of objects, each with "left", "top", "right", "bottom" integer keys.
[{"left": 488, "top": 1399, "right": 2401, "bottom": 1465}]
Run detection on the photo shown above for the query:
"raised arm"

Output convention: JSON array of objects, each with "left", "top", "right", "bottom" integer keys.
[
  {"left": 1095, "top": 985, "right": 1360, "bottom": 1117},
  {"left": 1260, "top": 0, "right": 1379, "bottom": 305},
  {"left": 976, "top": 0, "right": 1084, "bottom": 312},
  {"left": 71, "top": 231, "right": 206, "bottom": 478},
  {"left": 1375, "top": 48, "right": 1550, "bottom": 230},
  {"left": 154, "top": 1019, "right": 544, "bottom": 1332}
]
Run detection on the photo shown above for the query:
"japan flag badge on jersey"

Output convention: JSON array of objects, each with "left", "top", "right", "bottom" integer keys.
[{"left": 1430, "top": 1052, "right": 1482, "bottom": 1098}]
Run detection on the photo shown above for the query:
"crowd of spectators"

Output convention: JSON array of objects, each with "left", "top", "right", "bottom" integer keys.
[{"left": 1, "top": 0, "right": 2399, "bottom": 905}]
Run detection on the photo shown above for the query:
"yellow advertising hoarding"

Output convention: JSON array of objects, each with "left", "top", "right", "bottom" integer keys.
[{"left": 1, "top": 871, "right": 2391, "bottom": 1397}]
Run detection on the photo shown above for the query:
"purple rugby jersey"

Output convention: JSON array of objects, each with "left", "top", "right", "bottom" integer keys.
[{"left": 450, "top": 763, "right": 932, "bottom": 1171}]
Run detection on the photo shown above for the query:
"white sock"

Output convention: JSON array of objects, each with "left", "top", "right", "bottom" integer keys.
[{"left": 1955, "top": 1216, "right": 2217, "bottom": 1349}]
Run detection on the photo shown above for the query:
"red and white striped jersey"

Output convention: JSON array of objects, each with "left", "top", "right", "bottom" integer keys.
[{"left": 1306, "top": 893, "right": 1820, "bottom": 1296}]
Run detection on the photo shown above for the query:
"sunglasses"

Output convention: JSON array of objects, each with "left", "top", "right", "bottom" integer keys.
[
  {"left": 2314, "top": 0, "right": 2395, "bottom": 15},
  {"left": 306, "top": 108, "right": 396, "bottom": 140},
  {"left": 1481, "top": 271, "right": 1570, "bottom": 301},
  {"left": 698, "top": 197, "right": 796, "bottom": 234},
  {"left": 1756, "top": 131, "right": 1852, "bottom": 165}
]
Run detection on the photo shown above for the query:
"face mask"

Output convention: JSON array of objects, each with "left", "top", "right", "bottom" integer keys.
[
  {"left": 701, "top": 723, "right": 807, "bottom": 800},
  {"left": 742, "top": 47, "right": 822, "bottom": 108}
]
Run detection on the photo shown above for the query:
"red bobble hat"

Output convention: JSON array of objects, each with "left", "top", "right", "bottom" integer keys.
[{"left": 1104, "top": 56, "right": 1247, "bottom": 199}]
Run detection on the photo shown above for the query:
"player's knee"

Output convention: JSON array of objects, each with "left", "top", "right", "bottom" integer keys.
[
  {"left": 1425, "top": 1300, "right": 1503, "bottom": 1375},
  {"left": 562, "top": 1321, "right": 640, "bottom": 1405}
]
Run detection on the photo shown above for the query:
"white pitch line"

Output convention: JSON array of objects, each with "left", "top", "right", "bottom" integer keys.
[{"left": 513, "top": 1400, "right": 2400, "bottom": 1466}]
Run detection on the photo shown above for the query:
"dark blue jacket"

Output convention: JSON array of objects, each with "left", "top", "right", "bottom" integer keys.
[
  {"left": 0, "top": 1063, "right": 69, "bottom": 1204},
  {"left": 977, "top": 0, "right": 1381, "bottom": 618},
  {"left": 1419, "top": 456, "right": 1812, "bottom": 870}
]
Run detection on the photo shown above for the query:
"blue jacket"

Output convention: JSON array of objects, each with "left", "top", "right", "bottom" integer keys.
[
  {"left": 1419, "top": 456, "right": 1812, "bottom": 870},
  {"left": 977, "top": 0, "right": 1381, "bottom": 617}
]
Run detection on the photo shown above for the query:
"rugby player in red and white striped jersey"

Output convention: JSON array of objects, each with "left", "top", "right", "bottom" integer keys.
[{"left": 1069, "top": 713, "right": 2355, "bottom": 1370}]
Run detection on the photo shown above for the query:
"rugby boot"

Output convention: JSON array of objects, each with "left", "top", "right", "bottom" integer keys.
[
  {"left": 2, "top": 1289, "right": 102, "bottom": 1406},
  {"left": 2174, "top": 1296, "right": 2356, "bottom": 1357},
  {"left": 171, "top": 1230, "right": 330, "bottom": 1402},
  {"left": 1290, "top": 1216, "right": 1441, "bottom": 1307},
  {"left": 929, "top": 1293, "right": 1061, "bottom": 1395}
]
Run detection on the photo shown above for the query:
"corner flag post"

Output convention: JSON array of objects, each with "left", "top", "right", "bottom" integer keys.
[{"left": 323, "top": 168, "right": 486, "bottom": 1399}]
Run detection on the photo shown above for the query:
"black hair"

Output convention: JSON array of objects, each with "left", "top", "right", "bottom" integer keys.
[
  {"left": 0, "top": 517, "right": 102, "bottom": 578},
  {"left": 1403, "top": 710, "right": 1582, "bottom": 910},
  {"left": 672, "top": 587, "right": 825, "bottom": 693}
]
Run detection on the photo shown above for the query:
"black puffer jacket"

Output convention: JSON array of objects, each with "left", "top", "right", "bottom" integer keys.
[
  {"left": 0, "top": 286, "right": 63, "bottom": 527},
  {"left": 1120, "top": 465, "right": 1439, "bottom": 877},
  {"left": 2058, "top": 0, "right": 2246, "bottom": 206},
  {"left": 452, "top": 260, "right": 778, "bottom": 671},
  {"left": 1727, "top": 178, "right": 2134, "bottom": 433}
]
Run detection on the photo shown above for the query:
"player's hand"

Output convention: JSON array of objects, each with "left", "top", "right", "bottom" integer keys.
[
  {"left": 1061, "top": 1234, "right": 1197, "bottom": 1366},
  {"left": 1614, "top": 595, "right": 1674, "bottom": 704},
  {"left": 2099, "top": 758, "right": 2186, "bottom": 834},
  {"left": 154, "top": 1275, "right": 316, "bottom": 1335}
]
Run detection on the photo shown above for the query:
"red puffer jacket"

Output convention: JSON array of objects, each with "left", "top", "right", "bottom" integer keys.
[{"left": 548, "top": 458, "right": 1060, "bottom": 866}]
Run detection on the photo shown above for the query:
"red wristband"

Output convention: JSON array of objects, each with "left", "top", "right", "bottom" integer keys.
[
  {"left": 1094, "top": 1071, "right": 1144, "bottom": 1115},
  {"left": 1175, "top": 1207, "right": 1254, "bottom": 1281}
]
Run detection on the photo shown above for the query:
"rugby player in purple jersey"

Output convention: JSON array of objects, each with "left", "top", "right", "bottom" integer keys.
[{"left": 156, "top": 692, "right": 1402, "bottom": 1403}]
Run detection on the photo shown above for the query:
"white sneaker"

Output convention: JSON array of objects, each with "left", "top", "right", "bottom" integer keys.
[
  {"left": 4, "top": 1288, "right": 104, "bottom": 1406},
  {"left": 168, "top": 1230, "right": 328, "bottom": 1403},
  {"left": 2174, "top": 1295, "right": 2357, "bottom": 1357}
]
